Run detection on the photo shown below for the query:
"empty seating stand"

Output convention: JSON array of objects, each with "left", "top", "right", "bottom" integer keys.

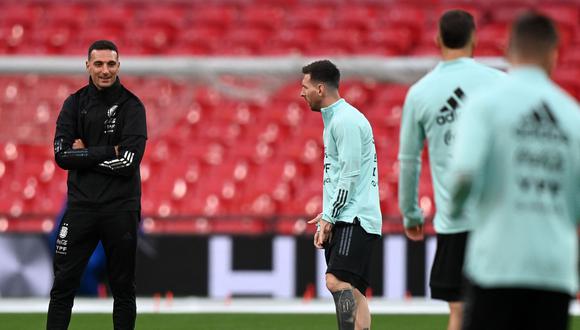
[
  {"left": 0, "top": 1, "right": 577, "bottom": 57},
  {"left": 0, "top": 0, "right": 578, "bottom": 234}
]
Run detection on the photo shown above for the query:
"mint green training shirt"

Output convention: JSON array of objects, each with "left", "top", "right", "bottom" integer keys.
[
  {"left": 398, "top": 57, "right": 506, "bottom": 233},
  {"left": 321, "top": 99, "right": 382, "bottom": 235},
  {"left": 451, "top": 67, "right": 580, "bottom": 294}
]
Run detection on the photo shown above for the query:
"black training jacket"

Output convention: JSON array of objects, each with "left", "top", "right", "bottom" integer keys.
[{"left": 54, "top": 77, "right": 147, "bottom": 211}]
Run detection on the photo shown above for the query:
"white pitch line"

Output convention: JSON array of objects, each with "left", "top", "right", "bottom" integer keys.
[{"left": 0, "top": 298, "right": 578, "bottom": 315}]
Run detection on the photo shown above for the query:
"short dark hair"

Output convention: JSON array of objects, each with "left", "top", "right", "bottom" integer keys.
[
  {"left": 439, "top": 10, "right": 475, "bottom": 49},
  {"left": 301, "top": 60, "right": 340, "bottom": 89},
  {"left": 509, "top": 12, "right": 558, "bottom": 56},
  {"left": 88, "top": 40, "right": 119, "bottom": 60}
]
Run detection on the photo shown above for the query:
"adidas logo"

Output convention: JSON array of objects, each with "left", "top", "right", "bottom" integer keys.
[
  {"left": 515, "top": 102, "right": 568, "bottom": 143},
  {"left": 436, "top": 88, "right": 465, "bottom": 125}
]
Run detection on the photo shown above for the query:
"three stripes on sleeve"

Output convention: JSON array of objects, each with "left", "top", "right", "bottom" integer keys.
[
  {"left": 99, "top": 150, "right": 135, "bottom": 170},
  {"left": 332, "top": 189, "right": 349, "bottom": 218}
]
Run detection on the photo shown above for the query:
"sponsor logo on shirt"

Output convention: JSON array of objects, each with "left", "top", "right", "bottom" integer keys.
[
  {"left": 514, "top": 101, "right": 568, "bottom": 143},
  {"left": 513, "top": 102, "right": 568, "bottom": 213},
  {"left": 436, "top": 87, "right": 465, "bottom": 126}
]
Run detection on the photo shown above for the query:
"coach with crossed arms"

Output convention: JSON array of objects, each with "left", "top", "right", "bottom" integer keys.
[{"left": 48, "top": 40, "right": 147, "bottom": 330}]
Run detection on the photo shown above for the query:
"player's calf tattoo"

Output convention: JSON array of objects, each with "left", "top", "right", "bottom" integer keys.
[{"left": 332, "top": 289, "right": 356, "bottom": 330}]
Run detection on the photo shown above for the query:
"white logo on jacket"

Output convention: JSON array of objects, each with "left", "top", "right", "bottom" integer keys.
[
  {"left": 104, "top": 105, "right": 119, "bottom": 134},
  {"left": 59, "top": 224, "right": 68, "bottom": 239},
  {"left": 107, "top": 105, "right": 119, "bottom": 118}
]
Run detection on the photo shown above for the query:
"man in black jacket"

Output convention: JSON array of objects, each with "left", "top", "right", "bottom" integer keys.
[{"left": 48, "top": 40, "right": 147, "bottom": 330}]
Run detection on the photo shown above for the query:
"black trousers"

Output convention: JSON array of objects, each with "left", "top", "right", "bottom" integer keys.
[
  {"left": 47, "top": 210, "right": 139, "bottom": 330},
  {"left": 462, "top": 283, "right": 571, "bottom": 330}
]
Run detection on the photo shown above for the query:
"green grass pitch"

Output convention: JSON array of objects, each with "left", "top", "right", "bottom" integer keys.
[{"left": 3, "top": 314, "right": 580, "bottom": 330}]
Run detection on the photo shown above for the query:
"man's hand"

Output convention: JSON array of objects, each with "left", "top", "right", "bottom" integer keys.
[
  {"left": 114, "top": 145, "right": 119, "bottom": 157},
  {"left": 308, "top": 213, "right": 333, "bottom": 249},
  {"left": 405, "top": 225, "right": 424, "bottom": 241},
  {"left": 72, "top": 139, "right": 85, "bottom": 149}
]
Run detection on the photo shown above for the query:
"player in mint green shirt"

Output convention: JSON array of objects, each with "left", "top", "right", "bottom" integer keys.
[
  {"left": 302, "top": 60, "right": 382, "bottom": 330},
  {"left": 451, "top": 13, "right": 580, "bottom": 330},
  {"left": 398, "top": 10, "right": 505, "bottom": 330}
]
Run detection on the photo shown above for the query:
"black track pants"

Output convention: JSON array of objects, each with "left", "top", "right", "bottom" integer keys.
[{"left": 47, "top": 210, "right": 139, "bottom": 330}]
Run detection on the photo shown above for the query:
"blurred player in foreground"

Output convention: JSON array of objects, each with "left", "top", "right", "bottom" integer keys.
[
  {"left": 302, "top": 60, "right": 382, "bottom": 330},
  {"left": 450, "top": 12, "right": 580, "bottom": 330},
  {"left": 398, "top": 10, "right": 505, "bottom": 330}
]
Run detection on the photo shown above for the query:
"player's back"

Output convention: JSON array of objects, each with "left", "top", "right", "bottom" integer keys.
[
  {"left": 400, "top": 58, "right": 505, "bottom": 233},
  {"left": 458, "top": 67, "right": 580, "bottom": 294}
]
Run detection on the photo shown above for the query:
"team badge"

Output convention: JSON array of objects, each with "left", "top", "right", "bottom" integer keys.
[{"left": 59, "top": 224, "right": 69, "bottom": 239}]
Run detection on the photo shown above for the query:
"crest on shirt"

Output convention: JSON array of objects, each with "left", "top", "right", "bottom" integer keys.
[
  {"left": 107, "top": 105, "right": 118, "bottom": 118},
  {"left": 59, "top": 223, "right": 69, "bottom": 239},
  {"left": 104, "top": 104, "right": 119, "bottom": 134}
]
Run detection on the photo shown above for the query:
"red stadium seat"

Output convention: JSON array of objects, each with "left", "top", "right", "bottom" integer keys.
[
  {"left": 190, "top": 6, "right": 238, "bottom": 29},
  {"left": 553, "top": 68, "right": 580, "bottom": 100},
  {"left": 340, "top": 82, "right": 375, "bottom": 111},
  {"left": 476, "top": 23, "right": 509, "bottom": 57},
  {"left": 366, "top": 27, "right": 415, "bottom": 55},
  {"left": 91, "top": 5, "right": 135, "bottom": 30},
  {"left": 240, "top": 6, "right": 285, "bottom": 30},
  {"left": 43, "top": 4, "right": 89, "bottom": 29},
  {"left": 381, "top": 6, "right": 426, "bottom": 40},
  {"left": 174, "top": 26, "right": 224, "bottom": 54},
  {"left": 303, "top": 44, "right": 351, "bottom": 56},
  {"left": 286, "top": 6, "right": 334, "bottom": 30},
  {"left": 0, "top": 25, "right": 29, "bottom": 53},
  {"left": 218, "top": 27, "right": 273, "bottom": 55},
  {"left": 126, "top": 25, "right": 176, "bottom": 55},
  {"left": 0, "top": 5, "right": 43, "bottom": 29},
  {"left": 31, "top": 26, "right": 75, "bottom": 54},
  {"left": 334, "top": 6, "right": 379, "bottom": 31},
  {"left": 320, "top": 27, "right": 364, "bottom": 52},
  {"left": 373, "top": 84, "right": 409, "bottom": 105},
  {"left": 137, "top": 5, "right": 188, "bottom": 30},
  {"left": 78, "top": 28, "right": 125, "bottom": 51},
  {"left": 488, "top": 5, "right": 530, "bottom": 25},
  {"left": 240, "top": 190, "right": 277, "bottom": 216},
  {"left": 561, "top": 45, "right": 580, "bottom": 67},
  {"left": 266, "top": 28, "right": 316, "bottom": 55},
  {"left": 413, "top": 25, "right": 440, "bottom": 55}
]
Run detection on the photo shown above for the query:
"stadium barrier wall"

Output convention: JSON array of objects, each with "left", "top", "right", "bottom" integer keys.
[{"left": 0, "top": 233, "right": 438, "bottom": 299}]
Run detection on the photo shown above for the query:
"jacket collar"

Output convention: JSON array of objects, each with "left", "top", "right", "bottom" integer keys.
[
  {"left": 509, "top": 66, "right": 550, "bottom": 82},
  {"left": 88, "top": 77, "right": 124, "bottom": 105},
  {"left": 321, "top": 98, "right": 345, "bottom": 126},
  {"left": 437, "top": 57, "right": 474, "bottom": 70}
]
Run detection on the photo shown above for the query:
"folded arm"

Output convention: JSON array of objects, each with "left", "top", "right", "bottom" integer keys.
[{"left": 54, "top": 96, "right": 116, "bottom": 170}]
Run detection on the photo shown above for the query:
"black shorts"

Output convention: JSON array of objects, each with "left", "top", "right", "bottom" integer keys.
[
  {"left": 429, "top": 231, "right": 468, "bottom": 302},
  {"left": 462, "top": 283, "right": 571, "bottom": 330},
  {"left": 324, "top": 218, "right": 380, "bottom": 295}
]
